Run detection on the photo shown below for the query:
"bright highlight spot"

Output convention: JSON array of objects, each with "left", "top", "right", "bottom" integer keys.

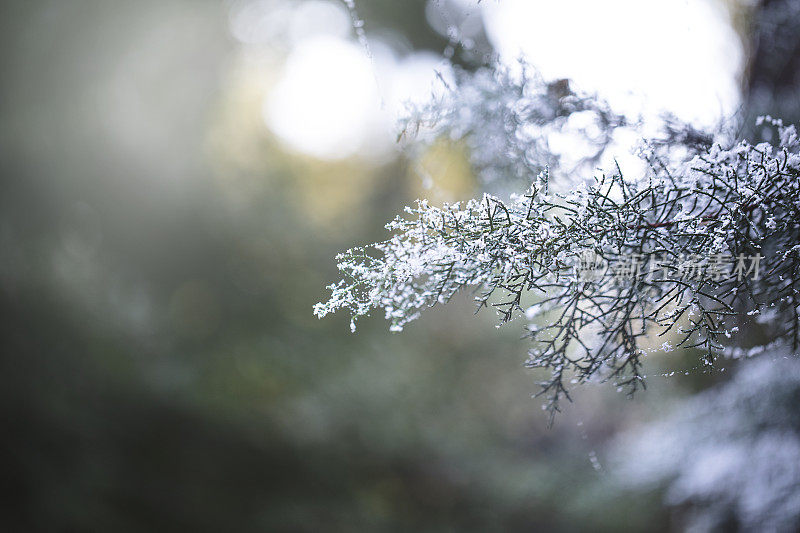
[
  {"left": 265, "top": 36, "right": 382, "bottom": 159},
  {"left": 481, "top": 0, "right": 743, "bottom": 127},
  {"left": 265, "top": 34, "right": 452, "bottom": 161}
]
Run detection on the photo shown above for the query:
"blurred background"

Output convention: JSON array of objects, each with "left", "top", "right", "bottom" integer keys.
[{"left": 1, "top": 0, "right": 798, "bottom": 531}]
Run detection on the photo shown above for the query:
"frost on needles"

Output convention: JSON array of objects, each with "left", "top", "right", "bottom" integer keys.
[{"left": 314, "top": 66, "right": 800, "bottom": 422}]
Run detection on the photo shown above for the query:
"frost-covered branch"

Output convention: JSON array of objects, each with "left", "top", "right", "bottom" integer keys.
[
  {"left": 400, "top": 65, "right": 627, "bottom": 192},
  {"left": 316, "top": 67, "right": 800, "bottom": 422}
]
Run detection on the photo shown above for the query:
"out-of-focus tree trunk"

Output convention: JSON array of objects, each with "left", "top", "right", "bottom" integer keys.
[{"left": 743, "top": 0, "right": 800, "bottom": 136}]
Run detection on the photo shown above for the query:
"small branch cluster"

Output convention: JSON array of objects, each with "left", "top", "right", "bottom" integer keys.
[{"left": 400, "top": 65, "right": 627, "bottom": 193}]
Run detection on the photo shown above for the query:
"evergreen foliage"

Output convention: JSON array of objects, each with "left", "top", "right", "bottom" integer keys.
[{"left": 316, "top": 66, "right": 800, "bottom": 422}]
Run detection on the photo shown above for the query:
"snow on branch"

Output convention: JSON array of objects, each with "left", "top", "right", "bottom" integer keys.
[{"left": 316, "top": 67, "right": 800, "bottom": 423}]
